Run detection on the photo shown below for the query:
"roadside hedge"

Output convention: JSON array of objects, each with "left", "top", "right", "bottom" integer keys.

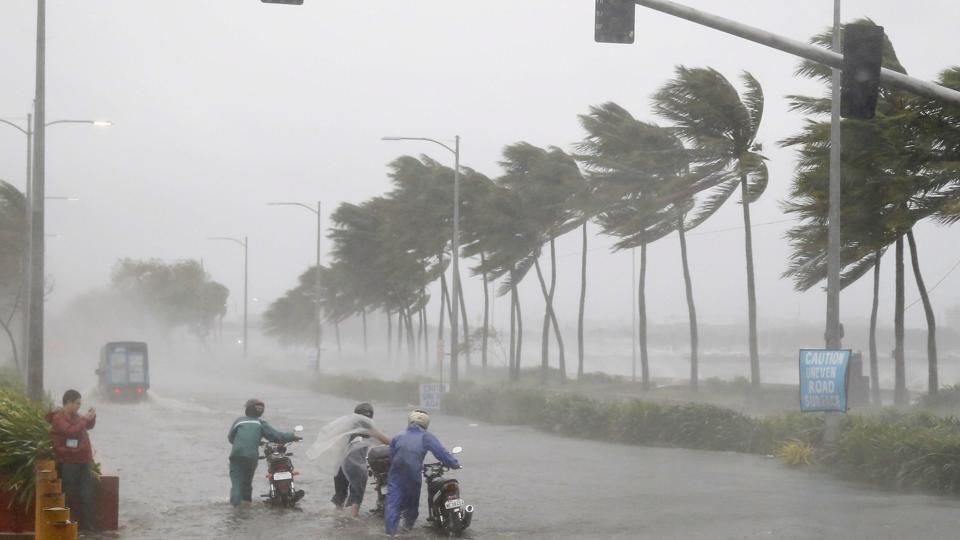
[{"left": 309, "top": 372, "right": 960, "bottom": 496}]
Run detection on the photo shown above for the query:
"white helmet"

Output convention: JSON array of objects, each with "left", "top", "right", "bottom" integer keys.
[{"left": 408, "top": 409, "right": 430, "bottom": 429}]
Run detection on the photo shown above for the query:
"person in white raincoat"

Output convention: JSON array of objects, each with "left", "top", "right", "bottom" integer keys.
[{"left": 308, "top": 402, "right": 391, "bottom": 517}]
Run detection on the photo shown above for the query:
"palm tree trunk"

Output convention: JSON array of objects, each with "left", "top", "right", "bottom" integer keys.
[
  {"left": 678, "top": 214, "right": 699, "bottom": 391},
  {"left": 869, "top": 250, "right": 881, "bottom": 406},
  {"left": 509, "top": 267, "right": 517, "bottom": 379},
  {"left": 549, "top": 239, "right": 566, "bottom": 383},
  {"left": 577, "top": 222, "right": 588, "bottom": 381},
  {"left": 537, "top": 255, "right": 551, "bottom": 385},
  {"left": 741, "top": 175, "right": 760, "bottom": 389},
  {"left": 457, "top": 274, "right": 471, "bottom": 368},
  {"left": 481, "top": 252, "right": 490, "bottom": 371},
  {"left": 639, "top": 239, "right": 650, "bottom": 390},
  {"left": 362, "top": 308, "right": 368, "bottom": 357},
  {"left": 0, "top": 318, "right": 18, "bottom": 372},
  {"left": 907, "top": 230, "right": 938, "bottom": 396},
  {"left": 439, "top": 276, "right": 448, "bottom": 373},
  {"left": 516, "top": 283, "right": 524, "bottom": 380},
  {"left": 335, "top": 320, "right": 342, "bottom": 356},
  {"left": 396, "top": 309, "right": 404, "bottom": 361},
  {"left": 386, "top": 309, "right": 393, "bottom": 363},
  {"left": 534, "top": 254, "right": 566, "bottom": 385},
  {"left": 894, "top": 235, "right": 907, "bottom": 406},
  {"left": 406, "top": 307, "right": 416, "bottom": 367}
]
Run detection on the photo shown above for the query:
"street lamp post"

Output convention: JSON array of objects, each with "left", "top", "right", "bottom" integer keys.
[
  {"left": 268, "top": 201, "right": 323, "bottom": 370},
  {"left": 381, "top": 135, "right": 461, "bottom": 386},
  {"left": 209, "top": 236, "right": 249, "bottom": 358}
]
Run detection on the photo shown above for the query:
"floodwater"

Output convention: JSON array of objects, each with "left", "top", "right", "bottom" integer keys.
[{"left": 69, "top": 362, "right": 960, "bottom": 540}]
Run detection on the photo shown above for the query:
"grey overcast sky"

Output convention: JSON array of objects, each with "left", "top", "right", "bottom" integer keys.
[{"left": 0, "top": 0, "right": 958, "bottom": 332}]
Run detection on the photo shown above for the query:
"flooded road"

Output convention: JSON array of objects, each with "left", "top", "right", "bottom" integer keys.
[{"left": 67, "top": 361, "right": 959, "bottom": 539}]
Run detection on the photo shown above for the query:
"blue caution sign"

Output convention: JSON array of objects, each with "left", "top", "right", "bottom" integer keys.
[
  {"left": 799, "top": 349, "right": 851, "bottom": 412},
  {"left": 419, "top": 383, "right": 449, "bottom": 412}
]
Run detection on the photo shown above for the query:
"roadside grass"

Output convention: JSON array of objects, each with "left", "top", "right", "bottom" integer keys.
[{"left": 297, "top": 369, "right": 960, "bottom": 497}]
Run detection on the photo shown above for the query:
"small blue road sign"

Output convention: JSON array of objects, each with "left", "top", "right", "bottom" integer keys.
[{"left": 799, "top": 349, "right": 851, "bottom": 412}]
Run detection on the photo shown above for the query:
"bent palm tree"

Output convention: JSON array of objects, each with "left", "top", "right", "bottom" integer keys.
[{"left": 652, "top": 67, "right": 768, "bottom": 389}]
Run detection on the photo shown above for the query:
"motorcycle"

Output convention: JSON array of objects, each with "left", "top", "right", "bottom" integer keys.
[
  {"left": 366, "top": 444, "right": 391, "bottom": 515},
  {"left": 424, "top": 446, "right": 473, "bottom": 536},
  {"left": 260, "top": 425, "right": 305, "bottom": 507}
]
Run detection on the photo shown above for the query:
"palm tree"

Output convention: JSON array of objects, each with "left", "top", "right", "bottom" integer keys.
[
  {"left": 0, "top": 181, "right": 26, "bottom": 370},
  {"left": 652, "top": 67, "right": 768, "bottom": 390},
  {"left": 497, "top": 143, "right": 586, "bottom": 384},
  {"left": 577, "top": 103, "right": 690, "bottom": 389},
  {"left": 458, "top": 168, "right": 501, "bottom": 371},
  {"left": 782, "top": 21, "right": 955, "bottom": 402},
  {"left": 578, "top": 102, "right": 722, "bottom": 389}
]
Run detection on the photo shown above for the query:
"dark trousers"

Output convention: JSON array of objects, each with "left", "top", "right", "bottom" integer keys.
[
  {"left": 229, "top": 456, "right": 258, "bottom": 506},
  {"left": 60, "top": 462, "right": 96, "bottom": 531},
  {"left": 332, "top": 463, "right": 368, "bottom": 508}
]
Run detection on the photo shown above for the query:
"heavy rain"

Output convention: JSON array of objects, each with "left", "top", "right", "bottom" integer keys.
[{"left": 1, "top": 1, "right": 960, "bottom": 539}]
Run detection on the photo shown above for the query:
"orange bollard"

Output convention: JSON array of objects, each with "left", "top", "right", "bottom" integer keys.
[
  {"left": 38, "top": 492, "right": 65, "bottom": 512},
  {"left": 47, "top": 520, "right": 77, "bottom": 540},
  {"left": 36, "top": 459, "right": 57, "bottom": 474},
  {"left": 41, "top": 507, "right": 71, "bottom": 540},
  {"left": 35, "top": 478, "right": 62, "bottom": 537}
]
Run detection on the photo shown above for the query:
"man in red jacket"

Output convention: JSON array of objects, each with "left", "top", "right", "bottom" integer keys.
[{"left": 48, "top": 389, "right": 97, "bottom": 531}]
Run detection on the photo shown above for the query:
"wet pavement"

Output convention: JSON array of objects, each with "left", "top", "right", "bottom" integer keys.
[{"left": 64, "top": 360, "right": 960, "bottom": 539}]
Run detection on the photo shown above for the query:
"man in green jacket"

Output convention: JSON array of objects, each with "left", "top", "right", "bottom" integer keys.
[{"left": 227, "top": 398, "right": 301, "bottom": 506}]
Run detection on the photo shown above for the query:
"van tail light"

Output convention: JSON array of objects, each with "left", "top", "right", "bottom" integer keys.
[
  {"left": 113, "top": 387, "right": 121, "bottom": 395},
  {"left": 136, "top": 387, "right": 144, "bottom": 394}
]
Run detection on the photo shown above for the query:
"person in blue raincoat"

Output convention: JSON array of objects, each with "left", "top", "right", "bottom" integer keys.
[
  {"left": 227, "top": 398, "right": 301, "bottom": 506},
  {"left": 385, "top": 409, "right": 460, "bottom": 536}
]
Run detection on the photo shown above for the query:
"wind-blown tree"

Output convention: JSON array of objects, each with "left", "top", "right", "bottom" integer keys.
[
  {"left": 580, "top": 99, "right": 748, "bottom": 390},
  {"left": 651, "top": 67, "right": 768, "bottom": 390},
  {"left": 330, "top": 198, "right": 427, "bottom": 362},
  {"left": 781, "top": 21, "right": 955, "bottom": 402},
  {"left": 918, "top": 67, "right": 960, "bottom": 223},
  {"left": 495, "top": 143, "right": 586, "bottom": 384},
  {"left": 263, "top": 267, "right": 316, "bottom": 348},
  {"left": 0, "top": 181, "right": 26, "bottom": 369},
  {"left": 110, "top": 258, "right": 228, "bottom": 340},
  {"left": 458, "top": 168, "right": 500, "bottom": 371},
  {"left": 384, "top": 156, "right": 476, "bottom": 369},
  {"left": 578, "top": 103, "right": 693, "bottom": 390},
  {"left": 471, "top": 178, "right": 541, "bottom": 380}
]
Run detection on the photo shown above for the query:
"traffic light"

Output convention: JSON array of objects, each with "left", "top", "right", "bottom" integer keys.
[
  {"left": 841, "top": 24, "right": 885, "bottom": 119},
  {"left": 595, "top": 0, "right": 635, "bottom": 44},
  {"left": 261, "top": 0, "right": 303, "bottom": 4}
]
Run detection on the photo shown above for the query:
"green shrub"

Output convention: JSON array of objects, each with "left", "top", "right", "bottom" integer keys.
[
  {"left": 0, "top": 388, "right": 53, "bottom": 510},
  {"left": 827, "top": 411, "right": 960, "bottom": 494},
  {"left": 310, "top": 373, "right": 960, "bottom": 498}
]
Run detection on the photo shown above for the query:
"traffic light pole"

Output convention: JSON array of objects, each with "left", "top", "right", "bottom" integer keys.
[
  {"left": 631, "top": 0, "right": 960, "bottom": 106},
  {"left": 826, "top": 0, "right": 842, "bottom": 350}
]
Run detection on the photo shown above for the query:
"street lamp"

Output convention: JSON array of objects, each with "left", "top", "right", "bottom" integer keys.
[
  {"left": 209, "top": 236, "right": 249, "bottom": 358},
  {"left": 1, "top": 112, "right": 109, "bottom": 398},
  {"left": 268, "top": 201, "right": 323, "bottom": 370},
  {"left": 0, "top": 116, "right": 111, "bottom": 199},
  {"left": 381, "top": 135, "right": 462, "bottom": 386}
]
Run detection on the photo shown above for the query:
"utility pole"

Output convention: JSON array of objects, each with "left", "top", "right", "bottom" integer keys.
[
  {"left": 27, "top": 0, "right": 46, "bottom": 401},
  {"left": 825, "top": 0, "right": 843, "bottom": 350}
]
